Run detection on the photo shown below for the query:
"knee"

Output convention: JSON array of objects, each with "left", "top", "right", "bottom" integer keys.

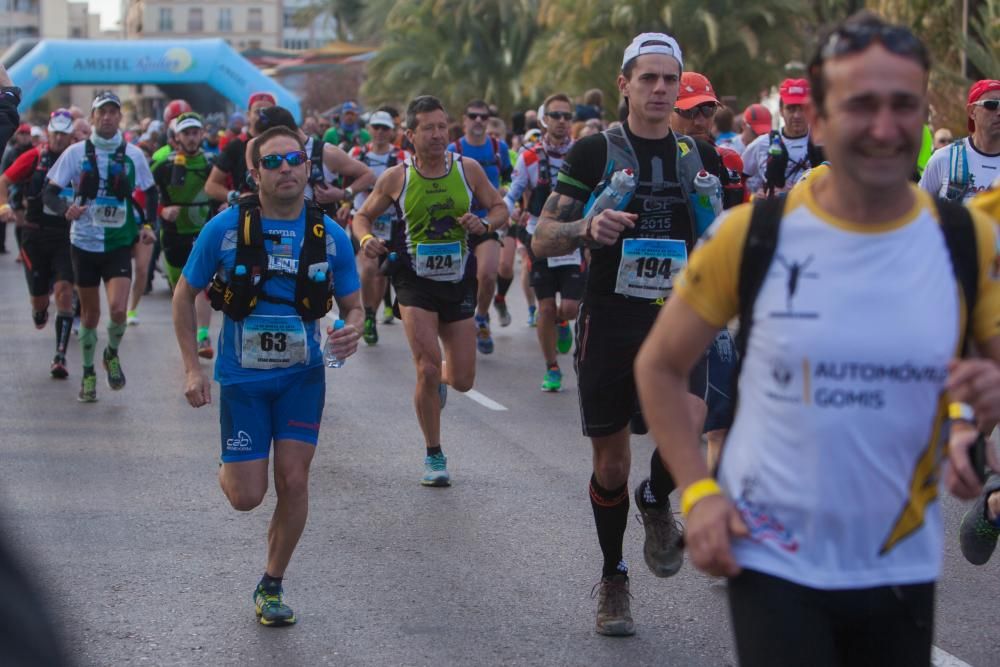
[
  {"left": 274, "top": 468, "right": 309, "bottom": 499},
  {"left": 415, "top": 358, "right": 442, "bottom": 387},
  {"left": 538, "top": 300, "right": 557, "bottom": 318},
  {"left": 225, "top": 486, "right": 266, "bottom": 512},
  {"left": 594, "top": 457, "right": 630, "bottom": 488},
  {"left": 560, "top": 302, "right": 580, "bottom": 321},
  {"left": 450, "top": 372, "right": 474, "bottom": 393},
  {"left": 108, "top": 306, "right": 128, "bottom": 323}
]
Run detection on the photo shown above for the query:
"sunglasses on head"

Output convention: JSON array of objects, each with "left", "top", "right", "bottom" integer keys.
[
  {"left": 259, "top": 150, "right": 308, "bottom": 170},
  {"left": 817, "top": 22, "right": 929, "bottom": 70},
  {"left": 466, "top": 112, "right": 490, "bottom": 121},
  {"left": 674, "top": 104, "right": 717, "bottom": 119},
  {"left": 972, "top": 99, "right": 1000, "bottom": 111},
  {"left": 546, "top": 111, "right": 573, "bottom": 121}
]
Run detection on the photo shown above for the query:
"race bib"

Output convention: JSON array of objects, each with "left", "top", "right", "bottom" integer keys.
[
  {"left": 372, "top": 212, "right": 394, "bottom": 241},
  {"left": 547, "top": 249, "right": 582, "bottom": 269},
  {"left": 415, "top": 241, "right": 463, "bottom": 281},
  {"left": 92, "top": 196, "right": 128, "bottom": 228},
  {"left": 614, "top": 238, "right": 687, "bottom": 299},
  {"left": 43, "top": 187, "right": 74, "bottom": 217},
  {"left": 239, "top": 315, "right": 308, "bottom": 369}
]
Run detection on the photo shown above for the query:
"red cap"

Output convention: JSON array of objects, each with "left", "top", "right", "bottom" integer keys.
[
  {"left": 675, "top": 72, "right": 719, "bottom": 110},
  {"left": 967, "top": 79, "right": 1000, "bottom": 132},
  {"left": 779, "top": 78, "right": 810, "bottom": 106},
  {"left": 743, "top": 104, "right": 772, "bottom": 135},
  {"left": 16, "top": 123, "right": 31, "bottom": 133},
  {"left": 247, "top": 92, "right": 277, "bottom": 110}
]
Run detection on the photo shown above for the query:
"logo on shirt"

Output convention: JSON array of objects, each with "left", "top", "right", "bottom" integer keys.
[
  {"left": 768, "top": 253, "right": 819, "bottom": 319},
  {"left": 736, "top": 477, "right": 799, "bottom": 553}
]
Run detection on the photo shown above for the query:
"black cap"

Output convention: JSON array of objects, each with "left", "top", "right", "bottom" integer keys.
[{"left": 91, "top": 90, "right": 122, "bottom": 111}]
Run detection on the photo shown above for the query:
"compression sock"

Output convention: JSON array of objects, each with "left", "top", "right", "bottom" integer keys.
[
  {"left": 196, "top": 327, "right": 210, "bottom": 342},
  {"left": 55, "top": 311, "right": 74, "bottom": 356},
  {"left": 107, "top": 320, "right": 126, "bottom": 352},
  {"left": 590, "top": 474, "right": 630, "bottom": 578},
  {"left": 644, "top": 450, "right": 677, "bottom": 508},
  {"left": 79, "top": 327, "right": 97, "bottom": 368},
  {"left": 364, "top": 307, "right": 375, "bottom": 319},
  {"left": 497, "top": 275, "right": 512, "bottom": 298}
]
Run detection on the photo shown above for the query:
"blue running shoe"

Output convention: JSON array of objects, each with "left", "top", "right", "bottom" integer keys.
[
  {"left": 556, "top": 320, "right": 572, "bottom": 354},
  {"left": 475, "top": 315, "right": 494, "bottom": 354},
  {"left": 527, "top": 305, "right": 537, "bottom": 328},
  {"left": 254, "top": 583, "right": 296, "bottom": 627},
  {"left": 541, "top": 367, "right": 562, "bottom": 392},
  {"left": 421, "top": 452, "right": 450, "bottom": 487}
]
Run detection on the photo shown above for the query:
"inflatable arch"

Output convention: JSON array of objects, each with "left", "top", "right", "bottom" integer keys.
[{"left": 9, "top": 39, "right": 300, "bottom": 120}]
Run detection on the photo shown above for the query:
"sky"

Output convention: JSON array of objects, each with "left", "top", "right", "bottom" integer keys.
[{"left": 87, "top": 0, "right": 121, "bottom": 31}]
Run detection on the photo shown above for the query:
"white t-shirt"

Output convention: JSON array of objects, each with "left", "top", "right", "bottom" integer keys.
[
  {"left": 303, "top": 137, "right": 339, "bottom": 202},
  {"left": 919, "top": 137, "right": 1000, "bottom": 204},
  {"left": 742, "top": 131, "right": 813, "bottom": 195}
]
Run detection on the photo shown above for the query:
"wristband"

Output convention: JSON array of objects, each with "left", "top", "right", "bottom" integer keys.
[
  {"left": 359, "top": 233, "right": 375, "bottom": 248},
  {"left": 681, "top": 478, "right": 723, "bottom": 517},
  {"left": 0, "top": 203, "right": 10, "bottom": 214},
  {"left": 142, "top": 223, "right": 153, "bottom": 230},
  {"left": 948, "top": 402, "right": 975, "bottom": 423}
]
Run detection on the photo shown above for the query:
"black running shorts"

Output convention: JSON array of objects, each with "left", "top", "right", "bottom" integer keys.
[
  {"left": 20, "top": 226, "right": 73, "bottom": 296},
  {"left": 392, "top": 266, "right": 478, "bottom": 324},
  {"left": 530, "top": 260, "right": 586, "bottom": 301},
  {"left": 70, "top": 245, "right": 132, "bottom": 288}
]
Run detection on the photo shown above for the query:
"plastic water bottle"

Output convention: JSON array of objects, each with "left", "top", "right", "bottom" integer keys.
[
  {"left": 693, "top": 170, "right": 723, "bottom": 216},
  {"left": 765, "top": 134, "right": 786, "bottom": 190},
  {"left": 324, "top": 319, "right": 346, "bottom": 368},
  {"left": 379, "top": 251, "right": 400, "bottom": 277},
  {"left": 586, "top": 169, "right": 636, "bottom": 217},
  {"left": 234, "top": 265, "right": 247, "bottom": 277}
]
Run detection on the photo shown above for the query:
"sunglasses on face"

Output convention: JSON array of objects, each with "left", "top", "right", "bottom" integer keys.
[
  {"left": 673, "top": 104, "right": 717, "bottom": 119},
  {"left": 546, "top": 111, "right": 573, "bottom": 121},
  {"left": 817, "top": 22, "right": 929, "bottom": 70},
  {"left": 259, "top": 150, "right": 308, "bottom": 170},
  {"left": 972, "top": 99, "right": 1000, "bottom": 112},
  {"left": 466, "top": 112, "right": 490, "bottom": 121}
]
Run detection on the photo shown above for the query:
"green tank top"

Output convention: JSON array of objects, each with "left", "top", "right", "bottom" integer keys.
[
  {"left": 152, "top": 151, "right": 214, "bottom": 235},
  {"left": 396, "top": 155, "right": 474, "bottom": 280}
]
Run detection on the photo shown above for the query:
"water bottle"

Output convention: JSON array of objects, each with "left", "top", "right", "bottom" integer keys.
[
  {"left": 234, "top": 265, "right": 247, "bottom": 277},
  {"left": 586, "top": 168, "right": 636, "bottom": 217},
  {"left": 765, "top": 133, "right": 786, "bottom": 190},
  {"left": 324, "top": 319, "right": 346, "bottom": 368},
  {"left": 171, "top": 153, "right": 187, "bottom": 187},
  {"left": 693, "top": 170, "right": 723, "bottom": 216},
  {"left": 379, "top": 251, "right": 401, "bottom": 277}
]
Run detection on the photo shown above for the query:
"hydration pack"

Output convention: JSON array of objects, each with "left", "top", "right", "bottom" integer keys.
[{"left": 78, "top": 140, "right": 130, "bottom": 203}]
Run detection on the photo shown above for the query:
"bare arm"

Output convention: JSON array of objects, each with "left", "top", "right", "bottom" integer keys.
[
  {"left": 462, "top": 157, "right": 507, "bottom": 231},
  {"left": 324, "top": 144, "right": 376, "bottom": 194},
  {"left": 0, "top": 175, "right": 11, "bottom": 222},
  {"left": 353, "top": 165, "right": 404, "bottom": 257},
  {"left": 172, "top": 275, "right": 212, "bottom": 407},
  {"left": 531, "top": 193, "right": 588, "bottom": 257}
]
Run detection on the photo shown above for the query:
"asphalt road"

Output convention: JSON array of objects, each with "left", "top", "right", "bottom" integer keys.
[{"left": 0, "top": 252, "right": 998, "bottom": 667}]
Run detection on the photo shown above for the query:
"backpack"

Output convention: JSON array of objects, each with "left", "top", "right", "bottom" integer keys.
[
  {"left": 206, "top": 195, "right": 334, "bottom": 322},
  {"left": 79, "top": 139, "right": 129, "bottom": 202},
  {"left": 729, "top": 197, "right": 979, "bottom": 416},
  {"left": 525, "top": 146, "right": 553, "bottom": 217},
  {"left": 763, "top": 131, "right": 825, "bottom": 194},
  {"left": 454, "top": 136, "right": 512, "bottom": 182}
]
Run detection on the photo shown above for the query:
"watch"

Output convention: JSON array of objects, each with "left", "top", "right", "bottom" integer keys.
[
  {"left": 0, "top": 87, "right": 21, "bottom": 104},
  {"left": 344, "top": 186, "right": 354, "bottom": 200}
]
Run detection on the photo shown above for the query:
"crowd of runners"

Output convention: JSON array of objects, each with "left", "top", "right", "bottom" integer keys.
[{"left": 3, "top": 9, "right": 1000, "bottom": 665}]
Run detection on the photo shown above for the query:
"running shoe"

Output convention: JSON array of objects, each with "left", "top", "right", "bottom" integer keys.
[
  {"left": 78, "top": 370, "right": 97, "bottom": 403},
  {"left": 50, "top": 354, "right": 68, "bottom": 380},
  {"left": 959, "top": 474, "right": 1000, "bottom": 565},
  {"left": 494, "top": 296, "right": 512, "bottom": 327},
  {"left": 254, "top": 583, "right": 296, "bottom": 627},
  {"left": 382, "top": 305, "right": 395, "bottom": 325},
  {"left": 32, "top": 309, "right": 48, "bottom": 330},
  {"left": 527, "top": 305, "right": 537, "bottom": 328},
  {"left": 556, "top": 320, "right": 572, "bottom": 354},
  {"left": 541, "top": 367, "right": 562, "bottom": 392},
  {"left": 592, "top": 574, "right": 635, "bottom": 636},
  {"left": 363, "top": 313, "right": 379, "bottom": 346},
  {"left": 475, "top": 315, "right": 494, "bottom": 355},
  {"left": 197, "top": 337, "right": 214, "bottom": 359},
  {"left": 634, "top": 482, "right": 684, "bottom": 578},
  {"left": 421, "top": 452, "right": 450, "bottom": 487},
  {"left": 102, "top": 347, "right": 126, "bottom": 391},
  {"left": 126, "top": 310, "right": 139, "bottom": 326}
]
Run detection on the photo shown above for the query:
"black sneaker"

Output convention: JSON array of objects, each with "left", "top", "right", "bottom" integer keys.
[
  {"left": 102, "top": 347, "right": 126, "bottom": 390},
  {"left": 50, "top": 355, "right": 69, "bottom": 380}
]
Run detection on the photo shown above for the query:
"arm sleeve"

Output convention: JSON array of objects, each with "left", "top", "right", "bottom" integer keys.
[
  {"left": 3, "top": 148, "right": 39, "bottom": 183},
  {"left": 971, "top": 208, "right": 1000, "bottom": 344},
  {"left": 503, "top": 152, "right": 531, "bottom": 215},
  {"left": 673, "top": 204, "right": 753, "bottom": 328},
  {"left": 143, "top": 186, "right": 158, "bottom": 226},
  {"left": 553, "top": 135, "right": 606, "bottom": 202},
  {"left": 326, "top": 217, "right": 361, "bottom": 297}
]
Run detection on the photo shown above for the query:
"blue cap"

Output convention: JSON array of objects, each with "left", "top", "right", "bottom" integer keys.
[{"left": 341, "top": 101, "right": 359, "bottom": 113}]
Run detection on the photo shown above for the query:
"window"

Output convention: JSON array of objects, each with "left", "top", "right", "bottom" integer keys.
[
  {"left": 188, "top": 8, "right": 203, "bottom": 32},
  {"left": 218, "top": 8, "right": 232, "bottom": 33},
  {"left": 283, "top": 8, "right": 295, "bottom": 28},
  {"left": 247, "top": 8, "right": 263, "bottom": 32},
  {"left": 158, "top": 7, "right": 173, "bottom": 32}
]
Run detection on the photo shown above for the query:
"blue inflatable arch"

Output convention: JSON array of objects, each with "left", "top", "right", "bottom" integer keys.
[{"left": 9, "top": 39, "right": 300, "bottom": 121}]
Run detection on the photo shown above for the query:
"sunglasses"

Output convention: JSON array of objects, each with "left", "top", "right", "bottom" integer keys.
[
  {"left": 466, "top": 112, "right": 490, "bottom": 121},
  {"left": 546, "top": 111, "right": 573, "bottom": 121},
  {"left": 817, "top": 22, "right": 929, "bottom": 70},
  {"left": 972, "top": 99, "right": 1000, "bottom": 111},
  {"left": 259, "top": 150, "right": 308, "bottom": 170},
  {"left": 673, "top": 104, "right": 717, "bottom": 119}
]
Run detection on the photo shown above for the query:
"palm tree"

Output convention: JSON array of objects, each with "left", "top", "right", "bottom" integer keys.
[{"left": 292, "top": 0, "right": 367, "bottom": 42}]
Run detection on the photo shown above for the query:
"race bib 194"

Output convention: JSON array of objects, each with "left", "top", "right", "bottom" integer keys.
[
  {"left": 614, "top": 238, "right": 687, "bottom": 299},
  {"left": 415, "top": 241, "right": 463, "bottom": 282},
  {"left": 92, "top": 196, "right": 128, "bottom": 228},
  {"left": 239, "top": 315, "right": 308, "bottom": 369}
]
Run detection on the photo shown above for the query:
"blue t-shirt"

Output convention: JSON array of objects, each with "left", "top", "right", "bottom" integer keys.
[
  {"left": 447, "top": 137, "right": 511, "bottom": 216},
  {"left": 183, "top": 205, "right": 360, "bottom": 386}
]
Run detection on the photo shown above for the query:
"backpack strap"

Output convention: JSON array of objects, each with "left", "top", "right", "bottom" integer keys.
[
  {"left": 292, "top": 201, "right": 334, "bottom": 320},
  {"left": 935, "top": 198, "right": 978, "bottom": 354},
  {"left": 946, "top": 140, "right": 970, "bottom": 202}
]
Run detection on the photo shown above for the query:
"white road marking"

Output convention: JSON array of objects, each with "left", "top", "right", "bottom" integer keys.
[
  {"left": 932, "top": 646, "right": 974, "bottom": 667},
  {"left": 463, "top": 389, "right": 508, "bottom": 411}
]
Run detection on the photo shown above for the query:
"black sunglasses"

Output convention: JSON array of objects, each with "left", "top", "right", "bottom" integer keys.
[
  {"left": 673, "top": 104, "right": 717, "bottom": 119},
  {"left": 972, "top": 99, "right": 1000, "bottom": 112},
  {"left": 466, "top": 112, "right": 490, "bottom": 121},
  {"left": 259, "top": 150, "right": 308, "bottom": 170},
  {"left": 817, "top": 22, "right": 929, "bottom": 70},
  {"left": 546, "top": 111, "right": 573, "bottom": 121}
]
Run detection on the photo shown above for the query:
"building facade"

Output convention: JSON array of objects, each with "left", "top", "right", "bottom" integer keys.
[{"left": 124, "top": 0, "right": 281, "bottom": 51}]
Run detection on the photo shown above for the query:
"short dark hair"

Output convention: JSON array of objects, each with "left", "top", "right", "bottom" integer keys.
[
  {"left": 406, "top": 95, "right": 446, "bottom": 130},
  {"left": 377, "top": 105, "right": 400, "bottom": 119},
  {"left": 256, "top": 106, "right": 299, "bottom": 134},
  {"left": 465, "top": 99, "right": 490, "bottom": 114},
  {"left": 808, "top": 10, "right": 929, "bottom": 115},
  {"left": 251, "top": 126, "right": 305, "bottom": 167},
  {"left": 542, "top": 93, "right": 572, "bottom": 116},
  {"left": 714, "top": 106, "right": 735, "bottom": 133}
]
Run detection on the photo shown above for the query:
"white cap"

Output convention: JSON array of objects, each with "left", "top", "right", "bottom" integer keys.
[
  {"left": 621, "top": 33, "right": 683, "bottom": 70},
  {"left": 30, "top": 126, "right": 45, "bottom": 138},
  {"left": 368, "top": 110, "right": 395, "bottom": 128},
  {"left": 48, "top": 111, "right": 74, "bottom": 134},
  {"left": 175, "top": 115, "right": 204, "bottom": 132}
]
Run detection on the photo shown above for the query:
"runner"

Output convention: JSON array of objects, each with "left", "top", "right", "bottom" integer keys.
[
  {"left": 504, "top": 93, "right": 581, "bottom": 392},
  {"left": 151, "top": 111, "right": 220, "bottom": 358},
  {"left": 447, "top": 100, "right": 513, "bottom": 355},
  {"left": 353, "top": 95, "right": 507, "bottom": 486},
  {"left": 348, "top": 110, "right": 409, "bottom": 346},
  {"left": 205, "top": 92, "right": 275, "bottom": 204},
  {"left": 532, "top": 33, "right": 720, "bottom": 635},
  {"left": 43, "top": 91, "right": 156, "bottom": 402},
  {"left": 173, "top": 125, "right": 362, "bottom": 627},
  {"left": 0, "top": 109, "right": 76, "bottom": 377},
  {"left": 635, "top": 14, "right": 1000, "bottom": 665},
  {"left": 322, "top": 101, "right": 370, "bottom": 150}
]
